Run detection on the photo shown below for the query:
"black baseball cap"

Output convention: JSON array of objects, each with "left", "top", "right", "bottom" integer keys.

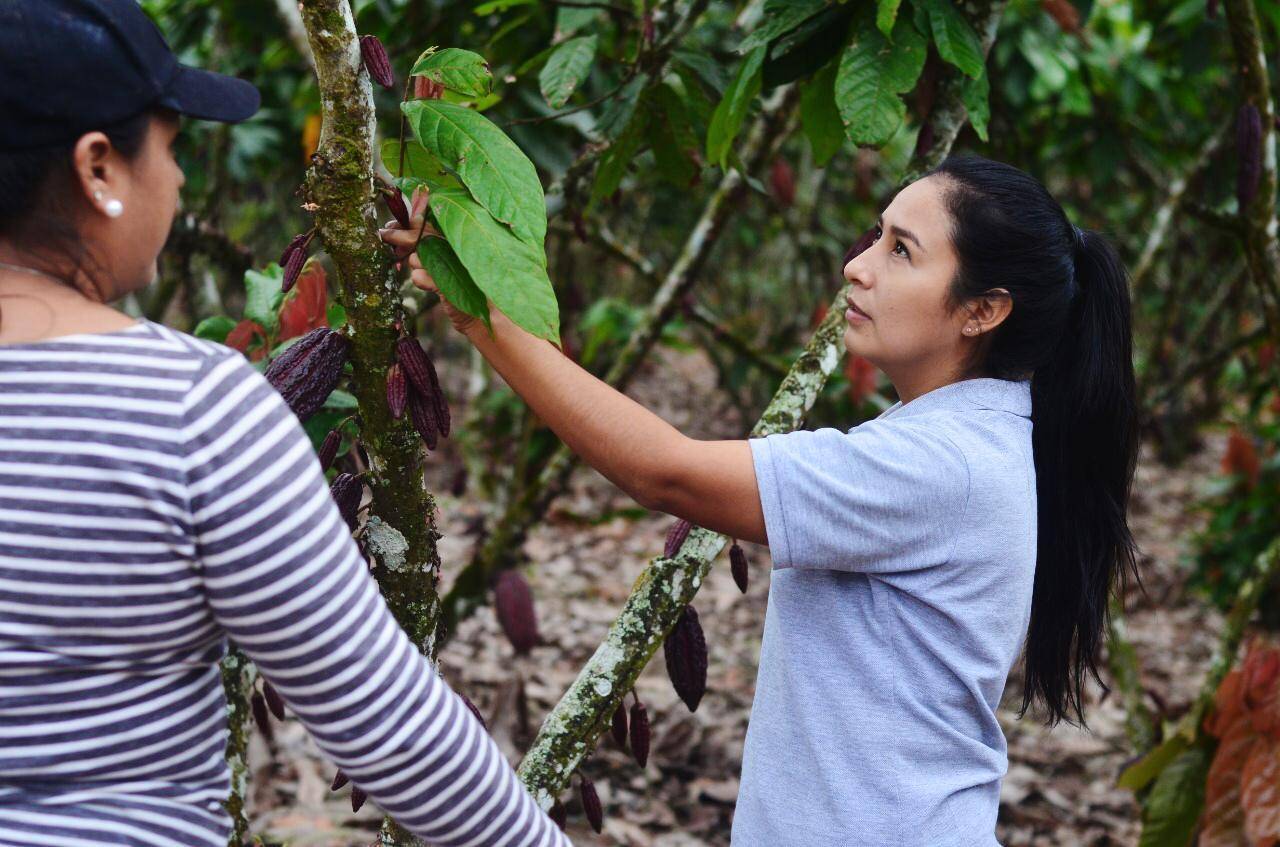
[{"left": 0, "top": 0, "right": 261, "bottom": 150}]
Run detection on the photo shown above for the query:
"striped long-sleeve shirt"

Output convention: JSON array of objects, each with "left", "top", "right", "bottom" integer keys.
[{"left": 0, "top": 318, "right": 571, "bottom": 847}]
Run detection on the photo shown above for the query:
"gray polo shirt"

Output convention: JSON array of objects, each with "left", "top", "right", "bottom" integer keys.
[{"left": 734, "top": 377, "right": 1036, "bottom": 846}]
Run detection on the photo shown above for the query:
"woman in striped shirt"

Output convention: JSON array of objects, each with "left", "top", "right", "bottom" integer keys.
[{"left": 0, "top": 1, "right": 571, "bottom": 845}]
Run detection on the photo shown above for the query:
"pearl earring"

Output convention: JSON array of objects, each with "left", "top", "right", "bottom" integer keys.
[{"left": 104, "top": 199, "right": 124, "bottom": 218}]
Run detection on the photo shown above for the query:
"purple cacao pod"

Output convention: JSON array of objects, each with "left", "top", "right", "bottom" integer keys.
[
  {"left": 386, "top": 363, "right": 407, "bottom": 420},
  {"left": 730, "top": 541, "right": 749, "bottom": 594},
  {"left": 359, "top": 34, "right": 394, "bottom": 90},
  {"left": 407, "top": 388, "right": 439, "bottom": 451},
  {"left": 493, "top": 570, "right": 539, "bottom": 655},
  {"left": 664, "top": 604, "right": 707, "bottom": 712},
  {"left": 281, "top": 247, "right": 306, "bottom": 294},
  {"left": 263, "top": 327, "right": 351, "bottom": 423},
  {"left": 278, "top": 232, "right": 308, "bottom": 267},
  {"left": 331, "top": 769, "right": 349, "bottom": 791},
  {"left": 578, "top": 774, "right": 603, "bottom": 834},
  {"left": 549, "top": 799, "right": 567, "bottom": 831},
  {"left": 395, "top": 337, "right": 449, "bottom": 438},
  {"left": 1237, "top": 103, "right": 1263, "bottom": 211},
  {"left": 629, "top": 700, "right": 650, "bottom": 767},
  {"left": 351, "top": 785, "right": 367, "bottom": 813},
  {"left": 263, "top": 680, "right": 286, "bottom": 721},
  {"left": 317, "top": 429, "right": 342, "bottom": 473},
  {"left": 611, "top": 702, "right": 628, "bottom": 749},
  {"left": 664, "top": 518, "right": 692, "bottom": 558},
  {"left": 329, "top": 472, "right": 363, "bottom": 531},
  {"left": 384, "top": 188, "right": 411, "bottom": 229}
]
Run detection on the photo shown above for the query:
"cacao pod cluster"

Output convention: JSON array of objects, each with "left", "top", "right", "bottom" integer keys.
[
  {"left": 359, "top": 34, "right": 394, "bottom": 90},
  {"left": 664, "top": 604, "right": 708, "bottom": 712},
  {"left": 493, "top": 569, "right": 539, "bottom": 655},
  {"left": 327, "top": 768, "right": 366, "bottom": 812},
  {"left": 395, "top": 337, "right": 451, "bottom": 451},
  {"left": 264, "top": 327, "right": 351, "bottom": 423},
  {"left": 1237, "top": 103, "right": 1263, "bottom": 211},
  {"left": 611, "top": 691, "right": 651, "bottom": 768}
]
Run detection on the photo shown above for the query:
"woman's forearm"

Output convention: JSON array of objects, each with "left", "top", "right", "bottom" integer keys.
[{"left": 463, "top": 307, "right": 683, "bottom": 510}]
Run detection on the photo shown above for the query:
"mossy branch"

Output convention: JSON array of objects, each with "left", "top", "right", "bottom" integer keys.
[{"left": 516, "top": 1, "right": 1009, "bottom": 802}]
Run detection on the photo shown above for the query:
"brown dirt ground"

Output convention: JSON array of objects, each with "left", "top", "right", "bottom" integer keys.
[{"left": 245, "top": 345, "right": 1229, "bottom": 846}]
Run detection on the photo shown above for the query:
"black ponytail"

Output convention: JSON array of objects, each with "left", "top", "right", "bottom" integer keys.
[{"left": 923, "top": 155, "right": 1142, "bottom": 727}]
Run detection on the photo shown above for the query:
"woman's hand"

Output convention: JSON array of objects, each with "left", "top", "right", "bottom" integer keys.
[{"left": 378, "top": 212, "right": 484, "bottom": 336}]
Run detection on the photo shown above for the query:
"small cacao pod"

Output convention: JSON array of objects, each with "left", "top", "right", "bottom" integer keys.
[
  {"left": 459, "top": 693, "right": 487, "bottom": 731},
  {"left": 549, "top": 799, "right": 567, "bottom": 831},
  {"left": 263, "top": 680, "right": 286, "bottom": 721},
  {"left": 664, "top": 605, "right": 708, "bottom": 712},
  {"left": 386, "top": 363, "right": 407, "bottom": 420},
  {"left": 317, "top": 429, "right": 342, "bottom": 472},
  {"left": 664, "top": 518, "right": 692, "bottom": 558},
  {"left": 611, "top": 702, "right": 628, "bottom": 749},
  {"left": 359, "top": 34, "right": 394, "bottom": 90},
  {"left": 769, "top": 157, "right": 795, "bottom": 208},
  {"left": 629, "top": 700, "right": 650, "bottom": 768},
  {"left": 250, "top": 690, "right": 273, "bottom": 744},
  {"left": 329, "top": 472, "right": 363, "bottom": 530},
  {"left": 493, "top": 570, "right": 539, "bottom": 655},
  {"left": 1237, "top": 103, "right": 1263, "bottom": 211},
  {"left": 396, "top": 337, "right": 449, "bottom": 438},
  {"left": 384, "top": 187, "right": 411, "bottom": 229},
  {"left": 578, "top": 774, "right": 603, "bottom": 834},
  {"left": 408, "top": 388, "right": 440, "bottom": 451},
  {"left": 281, "top": 246, "right": 306, "bottom": 294},
  {"left": 730, "top": 541, "right": 749, "bottom": 594},
  {"left": 331, "top": 769, "right": 349, "bottom": 791},
  {"left": 278, "top": 232, "right": 309, "bottom": 267},
  {"left": 263, "top": 327, "right": 351, "bottom": 422},
  {"left": 351, "top": 785, "right": 368, "bottom": 813}
]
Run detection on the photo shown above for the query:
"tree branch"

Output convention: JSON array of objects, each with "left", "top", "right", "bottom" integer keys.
[{"left": 515, "top": 0, "right": 1009, "bottom": 804}]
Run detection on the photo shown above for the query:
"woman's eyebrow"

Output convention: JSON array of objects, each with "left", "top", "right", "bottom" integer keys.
[{"left": 877, "top": 215, "right": 925, "bottom": 255}]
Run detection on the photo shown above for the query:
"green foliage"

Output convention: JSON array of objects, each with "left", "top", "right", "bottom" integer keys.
[
  {"left": 402, "top": 99, "right": 547, "bottom": 249},
  {"left": 836, "top": 8, "right": 926, "bottom": 147},
  {"left": 918, "top": 0, "right": 986, "bottom": 78},
  {"left": 411, "top": 47, "right": 493, "bottom": 98},
  {"left": 417, "top": 237, "right": 492, "bottom": 330},
  {"left": 1137, "top": 743, "right": 1211, "bottom": 847},
  {"left": 428, "top": 186, "right": 560, "bottom": 343},
  {"left": 706, "top": 46, "right": 767, "bottom": 170},
  {"left": 539, "top": 35, "right": 597, "bottom": 109},
  {"left": 243, "top": 264, "right": 286, "bottom": 336},
  {"left": 800, "top": 59, "right": 844, "bottom": 165},
  {"left": 736, "top": 0, "right": 829, "bottom": 54}
]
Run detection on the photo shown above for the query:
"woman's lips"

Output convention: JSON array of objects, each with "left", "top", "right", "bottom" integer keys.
[{"left": 845, "top": 298, "right": 871, "bottom": 322}]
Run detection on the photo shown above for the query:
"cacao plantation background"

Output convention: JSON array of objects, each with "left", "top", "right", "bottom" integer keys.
[{"left": 134, "top": 0, "right": 1279, "bottom": 843}]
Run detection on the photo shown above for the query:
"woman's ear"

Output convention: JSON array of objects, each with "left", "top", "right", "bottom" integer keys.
[{"left": 71, "top": 130, "right": 124, "bottom": 216}]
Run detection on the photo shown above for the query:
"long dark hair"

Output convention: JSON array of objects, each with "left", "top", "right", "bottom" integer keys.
[
  {"left": 0, "top": 108, "right": 155, "bottom": 320},
  {"left": 923, "top": 154, "right": 1141, "bottom": 727}
]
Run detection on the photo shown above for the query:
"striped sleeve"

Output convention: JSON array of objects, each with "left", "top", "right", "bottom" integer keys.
[{"left": 181, "top": 349, "right": 571, "bottom": 847}]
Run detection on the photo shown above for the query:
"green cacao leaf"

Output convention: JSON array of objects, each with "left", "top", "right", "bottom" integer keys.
[
  {"left": 736, "top": 0, "right": 828, "bottom": 54},
  {"left": 835, "top": 9, "right": 926, "bottom": 147},
  {"left": 762, "top": 4, "right": 855, "bottom": 89},
  {"left": 876, "top": 0, "right": 903, "bottom": 37},
  {"left": 555, "top": 5, "right": 599, "bottom": 36},
  {"left": 381, "top": 138, "right": 461, "bottom": 188},
  {"left": 417, "top": 236, "right": 492, "bottom": 331},
  {"left": 428, "top": 186, "right": 559, "bottom": 343},
  {"left": 1119, "top": 734, "right": 1190, "bottom": 792},
  {"left": 647, "top": 83, "right": 700, "bottom": 186},
  {"left": 194, "top": 315, "right": 237, "bottom": 344},
  {"left": 706, "top": 45, "right": 767, "bottom": 170},
  {"left": 539, "top": 35, "right": 597, "bottom": 109},
  {"left": 1137, "top": 744, "right": 1211, "bottom": 847},
  {"left": 244, "top": 265, "right": 285, "bottom": 336},
  {"left": 919, "top": 0, "right": 985, "bottom": 78},
  {"left": 672, "top": 49, "right": 728, "bottom": 95},
  {"left": 800, "top": 59, "right": 843, "bottom": 166},
  {"left": 410, "top": 47, "right": 493, "bottom": 98},
  {"left": 960, "top": 65, "right": 990, "bottom": 141},
  {"left": 591, "top": 110, "right": 649, "bottom": 204},
  {"left": 402, "top": 99, "right": 546, "bottom": 250},
  {"left": 594, "top": 75, "right": 647, "bottom": 141}
]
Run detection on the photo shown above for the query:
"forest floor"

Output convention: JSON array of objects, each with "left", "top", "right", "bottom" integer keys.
[{"left": 245, "top": 343, "right": 1230, "bottom": 847}]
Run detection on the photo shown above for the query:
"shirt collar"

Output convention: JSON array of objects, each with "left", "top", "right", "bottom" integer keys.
[{"left": 875, "top": 377, "right": 1032, "bottom": 421}]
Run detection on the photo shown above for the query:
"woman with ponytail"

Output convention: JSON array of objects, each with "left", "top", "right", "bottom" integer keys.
[{"left": 382, "top": 153, "right": 1142, "bottom": 846}]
